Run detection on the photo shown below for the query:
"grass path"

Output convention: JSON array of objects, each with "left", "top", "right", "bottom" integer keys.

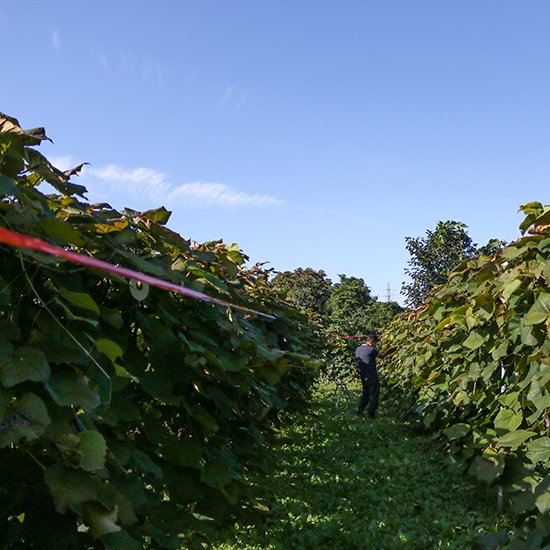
[{"left": 212, "top": 387, "right": 513, "bottom": 549}]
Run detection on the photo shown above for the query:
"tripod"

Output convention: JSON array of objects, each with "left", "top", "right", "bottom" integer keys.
[{"left": 332, "top": 380, "right": 354, "bottom": 407}]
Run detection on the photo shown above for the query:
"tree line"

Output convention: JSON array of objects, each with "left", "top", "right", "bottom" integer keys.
[
  {"left": 269, "top": 221, "right": 506, "bottom": 382},
  {"left": 270, "top": 269, "right": 401, "bottom": 382}
]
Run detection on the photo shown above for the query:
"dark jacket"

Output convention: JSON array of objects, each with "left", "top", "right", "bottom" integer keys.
[{"left": 355, "top": 344, "right": 379, "bottom": 379}]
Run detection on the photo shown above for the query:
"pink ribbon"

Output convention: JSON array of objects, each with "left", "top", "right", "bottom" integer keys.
[{"left": 0, "top": 226, "right": 275, "bottom": 319}]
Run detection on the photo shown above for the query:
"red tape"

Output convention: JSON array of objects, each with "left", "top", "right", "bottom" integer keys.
[
  {"left": 0, "top": 226, "right": 275, "bottom": 319},
  {"left": 329, "top": 333, "right": 379, "bottom": 340}
]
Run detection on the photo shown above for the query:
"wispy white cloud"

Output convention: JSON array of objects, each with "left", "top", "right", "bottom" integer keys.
[
  {"left": 90, "top": 165, "right": 170, "bottom": 199},
  {"left": 167, "top": 182, "right": 282, "bottom": 206},
  {"left": 142, "top": 57, "right": 167, "bottom": 86},
  {"left": 220, "top": 84, "right": 235, "bottom": 106},
  {"left": 48, "top": 155, "right": 77, "bottom": 172},
  {"left": 90, "top": 48, "right": 111, "bottom": 76},
  {"left": 47, "top": 159, "right": 366, "bottom": 221},
  {"left": 98, "top": 53, "right": 109, "bottom": 71},
  {"left": 88, "top": 164, "right": 282, "bottom": 208},
  {"left": 51, "top": 30, "right": 61, "bottom": 52},
  {"left": 233, "top": 91, "right": 249, "bottom": 116},
  {"left": 91, "top": 48, "right": 168, "bottom": 86},
  {"left": 217, "top": 84, "right": 253, "bottom": 116}
]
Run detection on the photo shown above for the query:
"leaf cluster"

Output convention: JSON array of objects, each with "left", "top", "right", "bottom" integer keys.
[
  {"left": 0, "top": 113, "right": 320, "bottom": 548},
  {"left": 381, "top": 202, "right": 550, "bottom": 548}
]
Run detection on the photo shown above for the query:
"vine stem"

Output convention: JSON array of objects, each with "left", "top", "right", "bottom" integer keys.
[
  {"left": 17, "top": 250, "right": 112, "bottom": 404},
  {"left": 26, "top": 450, "right": 47, "bottom": 471}
]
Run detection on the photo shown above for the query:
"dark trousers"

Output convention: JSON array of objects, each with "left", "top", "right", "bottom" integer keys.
[{"left": 357, "top": 375, "right": 379, "bottom": 417}]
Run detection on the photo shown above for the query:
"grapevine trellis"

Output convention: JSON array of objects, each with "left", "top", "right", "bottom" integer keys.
[
  {"left": 0, "top": 113, "right": 320, "bottom": 548},
  {"left": 380, "top": 202, "right": 550, "bottom": 548}
]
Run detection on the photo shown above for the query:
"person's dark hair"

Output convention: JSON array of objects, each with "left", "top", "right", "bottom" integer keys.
[{"left": 366, "top": 334, "right": 378, "bottom": 342}]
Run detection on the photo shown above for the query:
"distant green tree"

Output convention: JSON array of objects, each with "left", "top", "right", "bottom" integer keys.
[
  {"left": 477, "top": 238, "right": 507, "bottom": 256},
  {"left": 363, "top": 301, "right": 404, "bottom": 334},
  {"left": 271, "top": 268, "right": 332, "bottom": 317},
  {"left": 401, "top": 221, "right": 506, "bottom": 309},
  {"left": 327, "top": 274, "right": 373, "bottom": 326},
  {"left": 402, "top": 221, "right": 476, "bottom": 308}
]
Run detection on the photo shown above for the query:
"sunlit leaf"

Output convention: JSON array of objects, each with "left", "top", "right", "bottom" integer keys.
[
  {"left": 527, "top": 437, "right": 550, "bottom": 464},
  {"left": 141, "top": 206, "right": 171, "bottom": 225},
  {"left": 463, "top": 331, "right": 485, "bottom": 350},
  {"left": 95, "top": 338, "right": 123, "bottom": 364},
  {"left": 58, "top": 287, "right": 100, "bottom": 315},
  {"left": 494, "top": 408, "right": 523, "bottom": 436},
  {"left": 524, "top": 291, "right": 550, "bottom": 325},
  {"left": 497, "top": 430, "right": 535, "bottom": 449}
]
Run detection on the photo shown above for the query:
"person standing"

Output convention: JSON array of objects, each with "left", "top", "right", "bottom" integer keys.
[{"left": 354, "top": 335, "right": 380, "bottom": 419}]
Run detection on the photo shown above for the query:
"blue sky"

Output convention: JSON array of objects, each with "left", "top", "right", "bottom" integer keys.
[{"left": 2, "top": 2, "right": 548, "bottom": 304}]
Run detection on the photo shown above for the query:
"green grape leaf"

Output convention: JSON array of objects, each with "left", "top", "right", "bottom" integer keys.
[
  {"left": 32, "top": 339, "right": 89, "bottom": 366},
  {"left": 543, "top": 258, "right": 550, "bottom": 284},
  {"left": 494, "top": 408, "right": 523, "bottom": 436},
  {"left": 501, "top": 278, "right": 522, "bottom": 301},
  {"left": 0, "top": 346, "right": 51, "bottom": 388},
  {"left": 200, "top": 460, "right": 232, "bottom": 488},
  {"left": 497, "top": 429, "right": 536, "bottom": 449},
  {"left": 0, "top": 392, "right": 51, "bottom": 446},
  {"left": 527, "top": 437, "right": 550, "bottom": 464},
  {"left": 131, "top": 449, "right": 163, "bottom": 478},
  {"left": 477, "top": 450, "right": 505, "bottom": 483},
  {"left": 0, "top": 175, "right": 20, "bottom": 197},
  {"left": 78, "top": 430, "right": 107, "bottom": 472},
  {"left": 58, "top": 287, "right": 100, "bottom": 314},
  {"left": 38, "top": 218, "right": 86, "bottom": 246},
  {"left": 463, "top": 331, "right": 485, "bottom": 350},
  {"left": 524, "top": 291, "right": 550, "bottom": 325},
  {"left": 44, "top": 464, "right": 99, "bottom": 513},
  {"left": 95, "top": 338, "right": 123, "bottom": 364},
  {"left": 46, "top": 368, "right": 101, "bottom": 411},
  {"left": 534, "top": 476, "right": 550, "bottom": 514},
  {"left": 444, "top": 423, "right": 471, "bottom": 440},
  {"left": 141, "top": 206, "right": 172, "bottom": 225},
  {"left": 83, "top": 502, "right": 121, "bottom": 538}
]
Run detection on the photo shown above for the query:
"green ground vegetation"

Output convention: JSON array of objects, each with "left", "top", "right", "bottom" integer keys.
[{"left": 212, "top": 386, "right": 514, "bottom": 550}]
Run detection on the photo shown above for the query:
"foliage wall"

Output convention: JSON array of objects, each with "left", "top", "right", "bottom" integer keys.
[
  {"left": 381, "top": 202, "right": 550, "bottom": 548},
  {"left": 0, "top": 113, "right": 320, "bottom": 548}
]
